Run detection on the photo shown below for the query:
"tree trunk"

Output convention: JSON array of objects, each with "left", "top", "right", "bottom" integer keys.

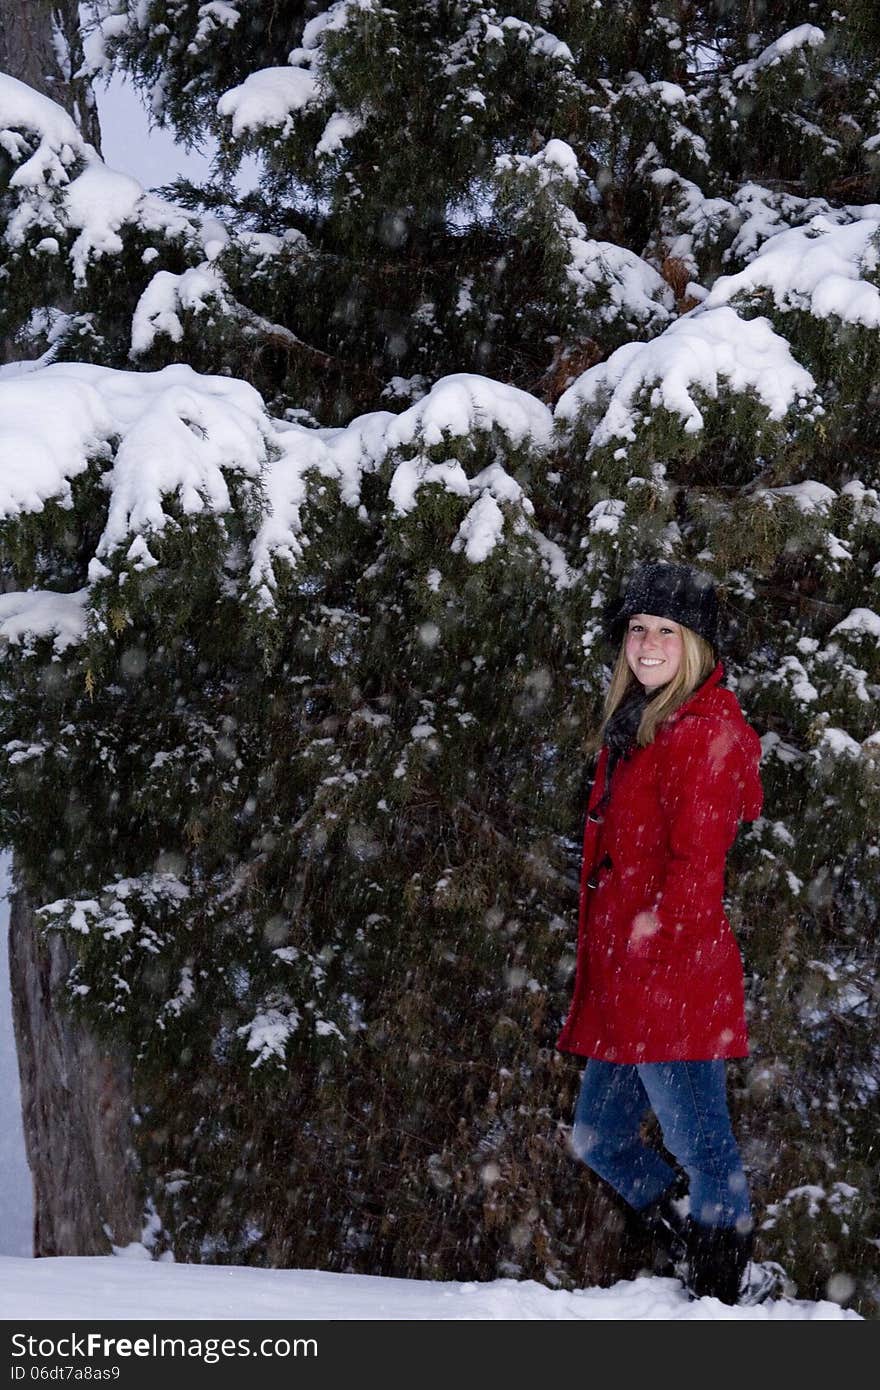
[{"left": 8, "top": 873, "right": 143, "bottom": 1256}]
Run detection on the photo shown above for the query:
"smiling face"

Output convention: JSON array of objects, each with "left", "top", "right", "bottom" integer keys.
[{"left": 625, "top": 612, "right": 684, "bottom": 689}]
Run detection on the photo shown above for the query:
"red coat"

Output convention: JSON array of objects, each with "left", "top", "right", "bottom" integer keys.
[{"left": 556, "top": 661, "right": 763, "bottom": 1064}]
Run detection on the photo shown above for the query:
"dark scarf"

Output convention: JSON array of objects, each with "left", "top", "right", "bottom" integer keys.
[{"left": 594, "top": 681, "right": 654, "bottom": 813}]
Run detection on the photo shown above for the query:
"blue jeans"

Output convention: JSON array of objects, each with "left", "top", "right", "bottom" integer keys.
[{"left": 571, "top": 1058, "right": 752, "bottom": 1231}]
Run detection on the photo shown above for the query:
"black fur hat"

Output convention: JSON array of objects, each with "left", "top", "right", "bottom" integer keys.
[{"left": 603, "top": 561, "right": 719, "bottom": 656}]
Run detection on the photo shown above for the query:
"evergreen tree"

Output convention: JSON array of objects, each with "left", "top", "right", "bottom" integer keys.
[
  {"left": 0, "top": 0, "right": 101, "bottom": 151},
  {"left": 0, "top": 1, "right": 878, "bottom": 1310}
]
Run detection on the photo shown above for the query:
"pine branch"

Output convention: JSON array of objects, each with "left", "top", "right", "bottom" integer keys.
[{"left": 235, "top": 304, "right": 335, "bottom": 368}]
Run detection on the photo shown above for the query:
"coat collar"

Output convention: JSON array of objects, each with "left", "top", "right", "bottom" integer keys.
[{"left": 662, "top": 660, "right": 725, "bottom": 726}]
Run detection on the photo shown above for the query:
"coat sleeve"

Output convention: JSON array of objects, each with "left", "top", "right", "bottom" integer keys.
[{"left": 649, "top": 715, "right": 753, "bottom": 939}]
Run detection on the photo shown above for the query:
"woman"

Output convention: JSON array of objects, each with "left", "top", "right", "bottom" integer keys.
[{"left": 556, "top": 561, "right": 772, "bottom": 1305}]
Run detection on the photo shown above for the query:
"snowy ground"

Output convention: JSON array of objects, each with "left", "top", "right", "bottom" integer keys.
[{"left": 0, "top": 1254, "right": 860, "bottom": 1321}]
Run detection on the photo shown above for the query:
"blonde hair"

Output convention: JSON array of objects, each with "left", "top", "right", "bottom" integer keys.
[{"left": 584, "top": 623, "right": 717, "bottom": 759}]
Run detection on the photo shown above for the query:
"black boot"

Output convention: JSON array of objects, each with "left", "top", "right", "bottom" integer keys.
[
  {"left": 631, "top": 1185, "right": 689, "bottom": 1274},
  {"left": 684, "top": 1220, "right": 751, "bottom": 1305}
]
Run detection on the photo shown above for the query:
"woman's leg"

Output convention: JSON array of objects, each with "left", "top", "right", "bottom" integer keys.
[
  {"left": 636, "top": 1060, "right": 751, "bottom": 1231},
  {"left": 571, "top": 1058, "right": 679, "bottom": 1210}
]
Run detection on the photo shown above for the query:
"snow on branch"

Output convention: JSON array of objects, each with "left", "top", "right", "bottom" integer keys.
[
  {"left": 130, "top": 265, "right": 232, "bottom": 355},
  {"left": 618, "top": 72, "right": 709, "bottom": 166},
  {"left": 385, "top": 373, "right": 553, "bottom": 453},
  {"left": 440, "top": 7, "right": 574, "bottom": 76},
  {"left": 94, "top": 366, "right": 269, "bottom": 556},
  {"left": 731, "top": 25, "right": 825, "bottom": 90},
  {"left": 647, "top": 163, "right": 868, "bottom": 303},
  {"left": 555, "top": 306, "right": 818, "bottom": 447},
  {"left": 237, "top": 1006, "right": 302, "bottom": 1068},
  {"left": 217, "top": 0, "right": 393, "bottom": 140},
  {"left": 0, "top": 72, "right": 83, "bottom": 188},
  {"left": 704, "top": 215, "right": 880, "bottom": 328},
  {"left": 1, "top": 72, "right": 226, "bottom": 284},
  {"left": 563, "top": 217, "right": 674, "bottom": 328},
  {"left": 0, "top": 361, "right": 270, "bottom": 578},
  {"left": 496, "top": 138, "right": 582, "bottom": 189},
  {"left": 64, "top": 163, "right": 147, "bottom": 285},
  {"left": 497, "top": 141, "right": 673, "bottom": 330},
  {"left": 724, "top": 183, "right": 846, "bottom": 266},
  {"left": 755, "top": 481, "right": 836, "bottom": 514},
  {"left": 0, "top": 366, "right": 113, "bottom": 514},
  {"left": 649, "top": 163, "right": 737, "bottom": 269},
  {"left": 289, "top": 0, "right": 382, "bottom": 65},
  {"left": 0, "top": 362, "right": 570, "bottom": 636},
  {"left": 216, "top": 67, "right": 321, "bottom": 138},
  {"left": 0, "top": 589, "right": 89, "bottom": 655},
  {"left": 829, "top": 608, "right": 880, "bottom": 644},
  {"left": 487, "top": 14, "right": 574, "bottom": 66}
]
